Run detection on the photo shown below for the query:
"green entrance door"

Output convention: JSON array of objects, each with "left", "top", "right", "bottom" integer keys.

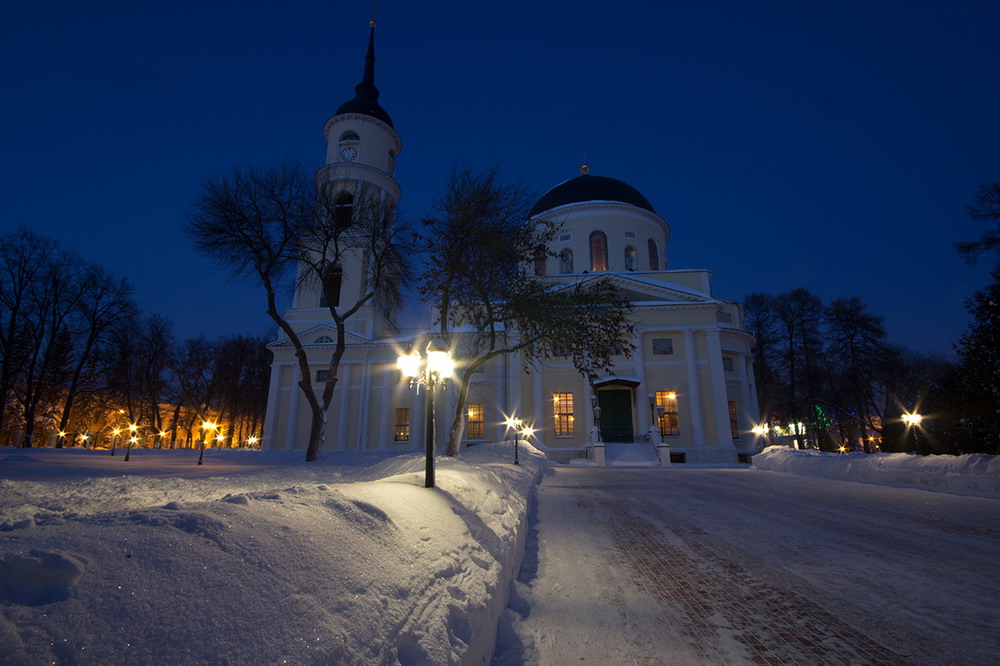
[{"left": 598, "top": 389, "right": 634, "bottom": 442}]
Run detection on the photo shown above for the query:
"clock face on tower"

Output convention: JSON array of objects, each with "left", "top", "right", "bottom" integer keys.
[{"left": 340, "top": 146, "right": 358, "bottom": 162}]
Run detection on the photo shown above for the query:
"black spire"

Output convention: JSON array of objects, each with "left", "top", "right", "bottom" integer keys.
[{"left": 336, "top": 19, "right": 393, "bottom": 127}]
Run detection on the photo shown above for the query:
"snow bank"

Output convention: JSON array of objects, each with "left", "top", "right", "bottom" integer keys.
[
  {"left": 0, "top": 442, "right": 545, "bottom": 665},
  {"left": 752, "top": 446, "right": 1000, "bottom": 498}
]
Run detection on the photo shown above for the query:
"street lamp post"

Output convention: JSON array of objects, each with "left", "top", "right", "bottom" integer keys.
[
  {"left": 398, "top": 341, "right": 454, "bottom": 488},
  {"left": 198, "top": 421, "right": 217, "bottom": 465},
  {"left": 505, "top": 416, "right": 535, "bottom": 465},
  {"left": 110, "top": 428, "right": 121, "bottom": 456},
  {"left": 591, "top": 394, "right": 602, "bottom": 442},
  {"left": 902, "top": 411, "right": 923, "bottom": 454}
]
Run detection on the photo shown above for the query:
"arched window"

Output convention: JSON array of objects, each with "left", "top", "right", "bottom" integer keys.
[
  {"left": 334, "top": 192, "right": 354, "bottom": 229},
  {"left": 559, "top": 249, "right": 574, "bottom": 274},
  {"left": 648, "top": 239, "right": 659, "bottom": 271},
  {"left": 533, "top": 244, "right": 547, "bottom": 276},
  {"left": 589, "top": 231, "right": 608, "bottom": 272},
  {"left": 624, "top": 245, "right": 638, "bottom": 271},
  {"left": 314, "top": 335, "right": 334, "bottom": 344},
  {"left": 339, "top": 130, "right": 360, "bottom": 141},
  {"left": 319, "top": 263, "right": 342, "bottom": 308}
]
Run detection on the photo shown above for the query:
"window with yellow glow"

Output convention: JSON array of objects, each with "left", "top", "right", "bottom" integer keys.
[
  {"left": 394, "top": 408, "right": 410, "bottom": 442},
  {"left": 656, "top": 391, "right": 679, "bottom": 437},
  {"left": 553, "top": 393, "right": 574, "bottom": 436},
  {"left": 728, "top": 401, "right": 740, "bottom": 439},
  {"left": 466, "top": 403, "right": 485, "bottom": 440}
]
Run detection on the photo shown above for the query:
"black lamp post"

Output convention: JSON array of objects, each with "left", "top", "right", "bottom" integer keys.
[{"left": 398, "top": 341, "right": 454, "bottom": 488}]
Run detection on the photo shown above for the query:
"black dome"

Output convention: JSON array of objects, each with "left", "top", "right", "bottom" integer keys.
[
  {"left": 336, "top": 96, "right": 393, "bottom": 127},
  {"left": 530, "top": 174, "right": 655, "bottom": 217}
]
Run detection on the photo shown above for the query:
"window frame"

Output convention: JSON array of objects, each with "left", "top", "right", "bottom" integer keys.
[
  {"left": 553, "top": 392, "right": 575, "bottom": 436},
  {"left": 589, "top": 231, "right": 608, "bottom": 272},
  {"left": 394, "top": 408, "right": 411, "bottom": 442},
  {"left": 466, "top": 403, "right": 485, "bottom": 440},
  {"left": 656, "top": 391, "right": 680, "bottom": 437}
]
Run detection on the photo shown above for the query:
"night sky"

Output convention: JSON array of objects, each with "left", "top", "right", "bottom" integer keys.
[{"left": 3, "top": 0, "right": 998, "bottom": 355}]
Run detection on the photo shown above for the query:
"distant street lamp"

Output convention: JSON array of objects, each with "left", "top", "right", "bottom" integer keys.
[
  {"left": 110, "top": 428, "right": 122, "bottom": 456},
  {"left": 902, "top": 411, "right": 923, "bottom": 454},
  {"left": 397, "top": 341, "right": 454, "bottom": 488},
  {"left": 125, "top": 435, "right": 138, "bottom": 461},
  {"left": 505, "top": 416, "right": 535, "bottom": 465},
  {"left": 198, "top": 421, "right": 218, "bottom": 465}
]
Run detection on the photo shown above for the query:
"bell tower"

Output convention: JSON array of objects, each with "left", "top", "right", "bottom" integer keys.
[{"left": 293, "top": 17, "right": 403, "bottom": 339}]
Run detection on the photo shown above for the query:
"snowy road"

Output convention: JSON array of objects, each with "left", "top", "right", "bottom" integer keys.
[{"left": 498, "top": 466, "right": 1000, "bottom": 665}]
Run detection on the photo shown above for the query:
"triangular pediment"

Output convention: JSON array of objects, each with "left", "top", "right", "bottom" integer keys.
[
  {"left": 266, "top": 323, "right": 372, "bottom": 349},
  {"left": 566, "top": 273, "right": 714, "bottom": 304}
]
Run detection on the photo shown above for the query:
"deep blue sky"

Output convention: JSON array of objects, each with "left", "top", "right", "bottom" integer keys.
[{"left": 2, "top": 0, "right": 998, "bottom": 355}]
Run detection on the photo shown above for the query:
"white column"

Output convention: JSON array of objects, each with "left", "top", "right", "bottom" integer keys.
[
  {"left": 410, "top": 383, "right": 423, "bottom": 452},
  {"left": 497, "top": 356, "right": 508, "bottom": 442},
  {"left": 507, "top": 350, "right": 522, "bottom": 418},
  {"left": 739, "top": 353, "right": 756, "bottom": 438},
  {"left": 705, "top": 329, "right": 734, "bottom": 447},
  {"left": 531, "top": 363, "right": 544, "bottom": 447},
  {"left": 262, "top": 363, "right": 284, "bottom": 450},
  {"left": 683, "top": 329, "right": 706, "bottom": 447},
  {"left": 356, "top": 360, "right": 373, "bottom": 451},
  {"left": 377, "top": 363, "right": 393, "bottom": 450},
  {"left": 632, "top": 332, "right": 649, "bottom": 434},
  {"left": 337, "top": 364, "right": 351, "bottom": 451},
  {"left": 283, "top": 366, "right": 302, "bottom": 452}
]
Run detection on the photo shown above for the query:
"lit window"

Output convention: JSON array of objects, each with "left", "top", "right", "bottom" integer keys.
[
  {"left": 624, "top": 245, "right": 638, "bottom": 271},
  {"left": 656, "top": 391, "right": 679, "bottom": 437},
  {"left": 559, "top": 249, "right": 574, "bottom": 274},
  {"left": 648, "top": 239, "right": 659, "bottom": 271},
  {"left": 553, "top": 393, "right": 574, "bottom": 436},
  {"left": 728, "top": 401, "right": 740, "bottom": 439},
  {"left": 466, "top": 403, "right": 485, "bottom": 439},
  {"left": 394, "top": 408, "right": 410, "bottom": 442},
  {"left": 652, "top": 338, "right": 673, "bottom": 355},
  {"left": 534, "top": 244, "right": 547, "bottom": 276},
  {"left": 589, "top": 231, "right": 608, "bottom": 272}
]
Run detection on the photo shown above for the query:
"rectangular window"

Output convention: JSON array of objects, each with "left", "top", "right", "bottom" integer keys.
[
  {"left": 718, "top": 311, "right": 733, "bottom": 324},
  {"left": 652, "top": 338, "right": 674, "bottom": 355},
  {"left": 656, "top": 391, "right": 680, "bottom": 437},
  {"left": 728, "top": 401, "right": 740, "bottom": 439},
  {"left": 723, "top": 356, "right": 734, "bottom": 372},
  {"left": 394, "top": 408, "right": 410, "bottom": 442},
  {"left": 315, "top": 369, "right": 329, "bottom": 383},
  {"left": 553, "top": 393, "right": 574, "bottom": 436},
  {"left": 624, "top": 231, "right": 637, "bottom": 239},
  {"left": 466, "top": 403, "right": 485, "bottom": 440}
]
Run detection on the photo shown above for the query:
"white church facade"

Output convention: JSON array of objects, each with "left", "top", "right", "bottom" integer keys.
[{"left": 262, "top": 24, "right": 760, "bottom": 464}]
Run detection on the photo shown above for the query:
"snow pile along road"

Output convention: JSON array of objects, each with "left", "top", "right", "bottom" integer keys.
[
  {"left": 752, "top": 446, "right": 1000, "bottom": 498},
  {"left": 0, "top": 443, "right": 545, "bottom": 665}
]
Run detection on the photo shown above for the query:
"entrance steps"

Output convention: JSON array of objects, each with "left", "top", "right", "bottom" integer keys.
[{"left": 604, "top": 442, "right": 660, "bottom": 467}]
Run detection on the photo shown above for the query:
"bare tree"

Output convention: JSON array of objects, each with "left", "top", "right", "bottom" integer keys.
[
  {"left": 187, "top": 160, "right": 410, "bottom": 461},
  {"left": 956, "top": 182, "right": 1000, "bottom": 262},
  {"left": 0, "top": 228, "right": 57, "bottom": 439},
  {"left": 419, "top": 166, "right": 634, "bottom": 456},
  {"left": 56, "top": 266, "right": 136, "bottom": 443}
]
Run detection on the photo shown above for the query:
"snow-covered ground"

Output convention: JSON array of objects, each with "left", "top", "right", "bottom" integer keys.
[
  {"left": 3, "top": 444, "right": 999, "bottom": 665},
  {"left": 0, "top": 444, "right": 544, "bottom": 665},
  {"left": 497, "top": 463, "right": 1000, "bottom": 665},
  {"left": 753, "top": 445, "right": 1000, "bottom": 498}
]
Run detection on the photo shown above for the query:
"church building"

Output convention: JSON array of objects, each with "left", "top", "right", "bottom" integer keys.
[{"left": 262, "top": 23, "right": 760, "bottom": 464}]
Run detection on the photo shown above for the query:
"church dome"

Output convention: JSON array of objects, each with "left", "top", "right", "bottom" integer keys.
[{"left": 530, "top": 172, "right": 655, "bottom": 217}]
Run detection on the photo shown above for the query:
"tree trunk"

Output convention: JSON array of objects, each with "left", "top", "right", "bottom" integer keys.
[{"left": 445, "top": 370, "right": 474, "bottom": 456}]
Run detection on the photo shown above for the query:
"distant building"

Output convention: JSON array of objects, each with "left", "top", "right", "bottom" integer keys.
[{"left": 263, "top": 23, "right": 759, "bottom": 464}]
